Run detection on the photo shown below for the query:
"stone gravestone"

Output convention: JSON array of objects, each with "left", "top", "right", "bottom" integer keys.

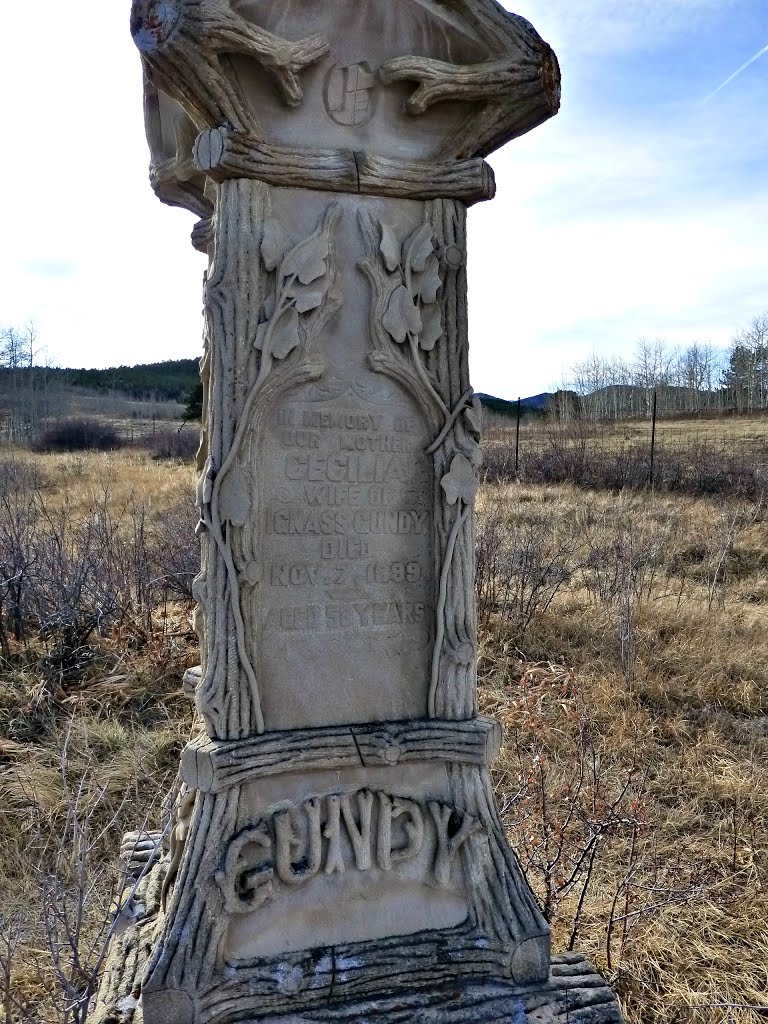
[{"left": 96, "top": 2, "right": 623, "bottom": 1022}]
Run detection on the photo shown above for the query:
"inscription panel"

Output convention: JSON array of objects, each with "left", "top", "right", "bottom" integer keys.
[
  {"left": 256, "top": 380, "right": 433, "bottom": 730},
  {"left": 226, "top": 763, "right": 471, "bottom": 959}
]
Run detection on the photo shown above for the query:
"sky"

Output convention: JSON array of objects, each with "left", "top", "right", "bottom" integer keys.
[{"left": 1, "top": 1, "right": 767, "bottom": 399}]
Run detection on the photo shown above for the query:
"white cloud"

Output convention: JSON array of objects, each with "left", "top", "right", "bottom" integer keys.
[
  {"left": 509, "top": 0, "right": 737, "bottom": 57},
  {"left": 0, "top": 4, "right": 206, "bottom": 368},
  {"left": 1, "top": 0, "right": 765, "bottom": 403},
  {"left": 466, "top": 78, "right": 768, "bottom": 396}
]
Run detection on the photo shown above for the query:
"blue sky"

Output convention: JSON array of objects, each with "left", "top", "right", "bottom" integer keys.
[{"left": 1, "top": 1, "right": 767, "bottom": 398}]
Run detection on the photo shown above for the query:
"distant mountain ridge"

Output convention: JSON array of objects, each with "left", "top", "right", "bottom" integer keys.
[
  {"left": 3, "top": 358, "right": 548, "bottom": 416},
  {"left": 14, "top": 358, "right": 729, "bottom": 420},
  {"left": 476, "top": 391, "right": 553, "bottom": 418}
]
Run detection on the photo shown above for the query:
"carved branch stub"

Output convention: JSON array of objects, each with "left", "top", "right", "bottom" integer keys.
[{"left": 101, "top": 4, "right": 623, "bottom": 1023}]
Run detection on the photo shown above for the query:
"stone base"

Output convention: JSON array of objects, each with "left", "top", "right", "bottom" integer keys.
[
  {"left": 235, "top": 959, "right": 624, "bottom": 1023},
  {"left": 100, "top": 956, "right": 622, "bottom": 1024},
  {"left": 95, "top": 859, "right": 622, "bottom": 1024}
]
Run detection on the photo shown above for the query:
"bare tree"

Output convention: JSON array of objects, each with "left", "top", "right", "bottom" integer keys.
[
  {"left": 723, "top": 313, "right": 768, "bottom": 413},
  {"left": 0, "top": 322, "right": 38, "bottom": 370},
  {"left": 631, "top": 338, "right": 677, "bottom": 416},
  {"left": 0, "top": 321, "right": 45, "bottom": 443}
]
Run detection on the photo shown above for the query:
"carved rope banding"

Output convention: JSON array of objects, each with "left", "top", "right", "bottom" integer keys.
[
  {"left": 181, "top": 717, "right": 502, "bottom": 793},
  {"left": 426, "top": 388, "right": 475, "bottom": 455},
  {"left": 194, "top": 128, "right": 496, "bottom": 205}
]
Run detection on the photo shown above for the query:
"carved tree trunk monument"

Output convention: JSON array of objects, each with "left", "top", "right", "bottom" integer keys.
[{"left": 97, "top": 2, "right": 622, "bottom": 1022}]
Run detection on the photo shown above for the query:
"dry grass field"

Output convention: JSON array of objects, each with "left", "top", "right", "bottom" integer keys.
[
  {"left": 478, "top": 482, "right": 768, "bottom": 1023},
  {"left": 485, "top": 413, "right": 768, "bottom": 498},
  {"left": 0, "top": 446, "right": 766, "bottom": 1022},
  {"left": 488, "top": 411, "right": 768, "bottom": 446}
]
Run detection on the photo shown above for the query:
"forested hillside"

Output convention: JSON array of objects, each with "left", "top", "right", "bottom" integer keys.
[{"left": 0, "top": 359, "right": 200, "bottom": 403}]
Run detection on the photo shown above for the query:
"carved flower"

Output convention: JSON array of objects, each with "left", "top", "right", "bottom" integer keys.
[
  {"left": 255, "top": 217, "right": 335, "bottom": 362},
  {"left": 378, "top": 221, "right": 443, "bottom": 350},
  {"left": 195, "top": 456, "right": 214, "bottom": 512},
  {"left": 464, "top": 400, "right": 482, "bottom": 441},
  {"left": 282, "top": 233, "right": 331, "bottom": 285},
  {"left": 242, "top": 561, "right": 263, "bottom": 585},
  {"left": 285, "top": 281, "right": 325, "bottom": 313},
  {"left": 438, "top": 244, "right": 465, "bottom": 271},
  {"left": 418, "top": 254, "right": 442, "bottom": 304},
  {"left": 419, "top": 304, "right": 443, "bottom": 351},
  {"left": 441, "top": 453, "right": 478, "bottom": 507}
]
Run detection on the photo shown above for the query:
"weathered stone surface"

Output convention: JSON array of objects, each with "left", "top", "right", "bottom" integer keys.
[
  {"left": 95, "top": 860, "right": 620, "bottom": 1024},
  {"left": 95, "top": 1, "right": 622, "bottom": 1021},
  {"left": 243, "top": 189, "right": 436, "bottom": 731}
]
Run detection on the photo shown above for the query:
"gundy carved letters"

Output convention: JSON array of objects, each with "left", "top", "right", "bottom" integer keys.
[
  {"left": 217, "top": 824, "right": 275, "bottom": 914},
  {"left": 217, "top": 789, "right": 476, "bottom": 913}
]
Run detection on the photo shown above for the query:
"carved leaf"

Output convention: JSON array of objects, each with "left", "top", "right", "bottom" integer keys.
[
  {"left": 196, "top": 457, "right": 214, "bottom": 511},
  {"left": 243, "top": 561, "right": 263, "bottom": 585},
  {"left": 404, "top": 223, "right": 434, "bottom": 275},
  {"left": 419, "top": 303, "right": 443, "bottom": 351},
  {"left": 383, "top": 285, "right": 423, "bottom": 344},
  {"left": 441, "top": 453, "right": 478, "bottom": 507},
  {"left": 286, "top": 278, "right": 325, "bottom": 314},
  {"left": 219, "top": 468, "right": 250, "bottom": 527},
  {"left": 282, "top": 234, "right": 330, "bottom": 285},
  {"left": 254, "top": 321, "right": 270, "bottom": 352},
  {"left": 269, "top": 307, "right": 301, "bottom": 359},
  {"left": 379, "top": 222, "right": 401, "bottom": 273},
  {"left": 464, "top": 404, "right": 482, "bottom": 439},
  {"left": 418, "top": 254, "right": 442, "bottom": 304},
  {"left": 261, "top": 219, "right": 289, "bottom": 272}
]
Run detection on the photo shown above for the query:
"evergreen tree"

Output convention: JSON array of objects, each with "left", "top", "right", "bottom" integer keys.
[
  {"left": 722, "top": 313, "right": 768, "bottom": 412},
  {"left": 184, "top": 380, "right": 204, "bottom": 421}
]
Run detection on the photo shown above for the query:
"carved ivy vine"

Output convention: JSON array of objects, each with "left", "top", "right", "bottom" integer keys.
[
  {"left": 361, "top": 211, "right": 484, "bottom": 720},
  {"left": 377, "top": 221, "right": 448, "bottom": 420},
  {"left": 430, "top": 454, "right": 478, "bottom": 716},
  {"left": 197, "top": 204, "right": 341, "bottom": 735}
]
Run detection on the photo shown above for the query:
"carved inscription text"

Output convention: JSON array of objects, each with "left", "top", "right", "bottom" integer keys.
[
  {"left": 217, "top": 788, "right": 481, "bottom": 915},
  {"left": 254, "top": 382, "right": 434, "bottom": 729}
]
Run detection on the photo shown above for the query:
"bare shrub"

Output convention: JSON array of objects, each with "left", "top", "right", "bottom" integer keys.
[
  {"left": 0, "top": 469, "right": 40, "bottom": 659},
  {"left": 489, "top": 664, "right": 647, "bottom": 934},
  {"left": 1, "top": 727, "right": 174, "bottom": 1024},
  {"left": 0, "top": 911, "right": 25, "bottom": 1024},
  {"left": 0, "top": 457, "right": 48, "bottom": 495},
  {"left": 137, "top": 423, "right": 199, "bottom": 462},
  {"left": 32, "top": 419, "right": 123, "bottom": 454},
  {"left": 483, "top": 658, "right": 712, "bottom": 998},
  {"left": 483, "top": 427, "right": 768, "bottom": 499},
  {"left": 702, "top": 502, "right": 763, "bottom": 611},
  {"left": 147, "top": 500, "right": 200, "bottom": 603},
  {"left": 0, "top": 476, "right": 199, "bottom": 682},
  {"left": 476, "top": 500, "right": 578, "bottom": 633}
]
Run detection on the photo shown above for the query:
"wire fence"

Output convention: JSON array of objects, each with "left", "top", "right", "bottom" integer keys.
[{"left": 483, "top": 400, "right": 768, "bottom": 500}]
